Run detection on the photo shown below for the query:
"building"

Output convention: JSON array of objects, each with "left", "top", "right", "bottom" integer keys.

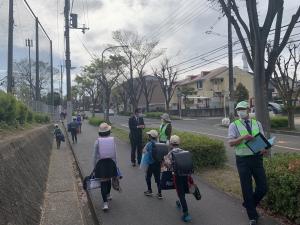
[{"left": 170, "top": 66, "right": 254, "bottom": 109}]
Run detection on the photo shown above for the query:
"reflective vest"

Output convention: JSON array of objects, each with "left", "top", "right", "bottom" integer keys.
[
  {"left": 159, "top": 123, "right": 169, "bottom": 142},
  {"left": 234, "top": 119, "right": 260, "bottom": 156}
]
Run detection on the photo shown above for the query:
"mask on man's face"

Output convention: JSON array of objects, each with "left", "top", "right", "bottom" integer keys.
[{"left": 237, "top": 110, "right": 248, "bottom": 119}]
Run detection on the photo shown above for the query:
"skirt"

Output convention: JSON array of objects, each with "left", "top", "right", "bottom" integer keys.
[{"left": 94, "top": 158, "right": 118, "bottom": 179}]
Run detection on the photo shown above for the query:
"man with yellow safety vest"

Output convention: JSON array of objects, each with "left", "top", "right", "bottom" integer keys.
[
  {"left": 228, "top": 101, "right": 268, "bottom": 225},
  {"left": 159, "top": 113, "right": 172, "bottom": 143}
]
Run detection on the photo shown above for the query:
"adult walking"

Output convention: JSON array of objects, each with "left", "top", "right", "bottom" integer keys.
[
  {"left": 159, "top": 113, "right": 172, "bottom": 143},
  {"left": 93, "top": 122, "right": 118, "bottom": 211},
  {"left": 69, "top": 117, "right": 79, "bottom": 144},
  {"left": 77, "top": 114, "right": 82, "bottom": 133},
  {"left": 228, "top": 101, "right": 268, "bottom": 225},
  {"left": 128, "top": 108, "right": 145, "bottom": 166}
]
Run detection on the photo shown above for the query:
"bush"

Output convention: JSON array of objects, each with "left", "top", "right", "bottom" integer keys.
[
  {"left": 0, "top": 91, "right": 17, "bottom": 124},
  {"left": 263, "top": 153, "right": 300, "bottom": 223},
  {"left": 142, "top": 128, "right": 227, "bottom": 169},
  {"left": 27, "top": 110, "right": 33, "bottom": 123},
  {"left": 270, "top": 116, "right": 288, "bottom": 128},
  {"left": 89, "top": 116, "right": 106, "bottom": 126},
  {"left": 34, "top": 113, "right": 50, "bottom": 123},
  {"left": 16, "top": 101, "right": 28, "bottom": 124},
  {"left": 118, "top": 111, "right": 132, "bottom": 116}
]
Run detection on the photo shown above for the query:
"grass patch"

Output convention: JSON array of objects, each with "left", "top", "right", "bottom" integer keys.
[
  {"left": 112, "top": 126, "right": 129, "bottom": 142},
  {"left": 0, "top": 123, "right": 44, "bottom": 139},
  {"left": 198, "top": 166, "right": 242, "bottom": 199}
]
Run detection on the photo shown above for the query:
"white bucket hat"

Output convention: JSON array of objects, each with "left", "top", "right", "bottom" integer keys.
[
  {"left": 170, "top": 135, "right": 180, "bottom": 145},
  {"left": 161, "top": 113, "right": 171, "bottom": 122},
  {"left": 98, "top": 122, "right": 112, "bottom": 133},
  {"left": 146, "top": 129, "right": 158, "bottom": 138}
]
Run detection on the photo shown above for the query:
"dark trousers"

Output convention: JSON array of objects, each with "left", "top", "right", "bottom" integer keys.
[
  {"left": 175, "top": 175, "right": 189, "bottom": 214},
  {"left": 55, "top": 137, "right": 61, "bottom": 149},
  {"left": 71, "top": 129, "right": 77, "bottom": 143},
  {"left": 236, "top": 155, "right": 267, "bottom": 220},
  {"left": 130, "top": 137, "right": 142, "bottom": 164},
  {"left": 101, "top": 180, "right": 111, "bottom": 202},
  {"left": 146, "top": 162, "right": 161, "bottom": 194}
]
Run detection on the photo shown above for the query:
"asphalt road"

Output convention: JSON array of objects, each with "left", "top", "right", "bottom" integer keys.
[
  {"left": 107, "top": 114, "right": 300, "bottom": 166},
  {"left": 71, "top": 121, "right": 280, "bottom": 225}
]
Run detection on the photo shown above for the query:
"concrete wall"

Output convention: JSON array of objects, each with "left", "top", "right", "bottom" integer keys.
[{"left": 0, "top": 125, "right": 52, "bottom": 225}]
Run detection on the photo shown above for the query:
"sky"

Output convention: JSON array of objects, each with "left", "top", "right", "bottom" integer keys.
[{"left": 0, "top": 0, "right": 300, "bottom": 94}]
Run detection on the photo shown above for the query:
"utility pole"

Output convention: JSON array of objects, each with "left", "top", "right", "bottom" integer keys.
[
  {"left": 26, "top": 39, "right": 33, "bottom": 100},
  {"left": 64, "top": 0, "right": 72, "bottom": 122},
  {"left": 227, "top": 0, "right": 235, "bottom": 121},
  {"left": 7, "top": 0, "right": 14, "bottom": 94},
  {"left": 35, "top": 17, "right": 40, "bottom": 103},
  {"left": 50, "top": 40, "right": 54, "bottom": 117},
  {"left": 60, "top": 65, "right": 63, "bottom": 100}
]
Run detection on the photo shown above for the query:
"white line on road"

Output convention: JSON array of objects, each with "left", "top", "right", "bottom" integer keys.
[
  {"left": 274, "top": 145, "right": 300, "bottom": 151},
  {"left": 121, "top": 124, "right": 129, "bottom": 128}
]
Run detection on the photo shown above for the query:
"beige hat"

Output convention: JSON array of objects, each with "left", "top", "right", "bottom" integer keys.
[
  {"left": 161, "top": 113, "right": 171, "bottom": 122},
  {"left": 54, "top": 124, "right": 58, "bottom": 127},
  {"left": 146, "top": 129, "right": 158, "bottom": 138},
  {"left": 170, "top": 135, "right": 180, "bottom": 145},
  {"left": 98, "top": 122, "right": 112, "bottom": 133}
]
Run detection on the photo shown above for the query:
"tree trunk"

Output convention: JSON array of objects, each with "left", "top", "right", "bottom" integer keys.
[
  {"left": 104, "top": 90, "right": 111, "bottom": 123},
  {"left": 287, "top": 107, "right": 295, "bottom": 130},
  {"left": 146, "top": 98, "right": 150, "bottom": 112},
  {"left": 254, "top": 46, "right": 270, "bottom": 137}
]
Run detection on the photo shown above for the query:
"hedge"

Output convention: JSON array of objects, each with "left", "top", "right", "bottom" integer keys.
[
  {"left": 0, "top": 91, "right": 50, "bottom": 126},
  {"left": 142, "top": 128, "right": 227, "bottom": 169},
  {"left": 0, "top": 91, "right": 17, "bottom": 124},
  {"left": 88, "top": 116, "right": 106, "bottom": 126},
  {"left": 270, "top": 116, "right": 288, "bottom": 128},
  {"left": 263, "top": 153, "right": 300, "bottom": 224},
  {"left": 118, "top": 111, "right": 132, "bottom": 116}
]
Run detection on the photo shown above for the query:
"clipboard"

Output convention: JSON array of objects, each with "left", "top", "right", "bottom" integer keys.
[{"left": 245, "top": 133, "right": 272, "bottom": 154}]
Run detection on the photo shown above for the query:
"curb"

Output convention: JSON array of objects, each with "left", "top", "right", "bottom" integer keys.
[{"left": 61, "top": 121, "right": 101, "bottom": 225}]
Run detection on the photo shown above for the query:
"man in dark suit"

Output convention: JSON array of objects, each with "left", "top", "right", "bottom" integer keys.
[{"left": 129, "top": 108, "right": 145, "bottom": 166}]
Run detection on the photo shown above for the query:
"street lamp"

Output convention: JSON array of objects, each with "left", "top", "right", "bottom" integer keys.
[{"left": 101, "top": 45, "right": 128, "bottom": 120}]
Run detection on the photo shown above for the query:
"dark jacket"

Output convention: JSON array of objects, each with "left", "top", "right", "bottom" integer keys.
[{"left": 128, "top": 115, "right": 145, "bottom": 142}]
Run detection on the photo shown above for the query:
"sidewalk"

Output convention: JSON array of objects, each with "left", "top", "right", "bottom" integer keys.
[
  {"left": 39, "top": 137, "right": 85, "bottom": 225},
  {"left": 71, "top": 121, "right": 281, "bottom": 225}
]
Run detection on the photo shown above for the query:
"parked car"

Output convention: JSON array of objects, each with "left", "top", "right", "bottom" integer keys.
[
  {"left": 268, "top": 102, "right": 283, "bottom": 114},
  {"left": 249, "top": 106, "right": 275, "bottom": 118},
  {"left": 104, "top": 109, "right": 115, "bottom": 116}
]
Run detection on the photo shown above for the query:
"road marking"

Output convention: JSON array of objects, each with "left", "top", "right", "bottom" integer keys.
[
  {"left": 274, "top": 145, "right": 300, "bottom": 151},
  {"left": 121, "top": 124, "right": 129, "bottom": 128}
]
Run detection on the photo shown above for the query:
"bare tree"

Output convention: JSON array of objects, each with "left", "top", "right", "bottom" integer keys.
[
  {"left": 153, "top": 57, "right": 178, "bottom": 112},
  {"left": 272, "top": 44, "right": 300, "bottom": 129},
  {"left": 139, "top": 73, "right": 157, "bottom": 112},
  {"left": 112, "top": 30, "right": 163, "bottom": 111},
  {"left": 211, "top": 0, "right": 300, "bottom": 134},
  {"left": 75, "top": 71, "right": 101, "bottom": 117}
]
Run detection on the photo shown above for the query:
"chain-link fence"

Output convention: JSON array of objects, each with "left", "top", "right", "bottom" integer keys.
[{"left": 0, "top": 0, "right": 59, "bottom": 121}]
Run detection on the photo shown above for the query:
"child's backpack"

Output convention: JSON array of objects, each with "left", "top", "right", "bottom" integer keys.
[
  {"left": 152, "top": 142, "right": 169, "bottom": 162},
  {"left": 172, "top": 150, "right": 194, "bottom": 176}
]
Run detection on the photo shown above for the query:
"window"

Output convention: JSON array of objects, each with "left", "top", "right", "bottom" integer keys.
[{"left": 196, "top": 80, "right": 203, "bottom": 89}]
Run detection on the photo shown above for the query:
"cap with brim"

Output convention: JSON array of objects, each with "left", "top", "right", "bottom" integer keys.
[
  {"left": 170, "top": 135, "right": 180, "bottom": 145},
  {"left": 98, "top": 122, "right": 112, "bottom": 133},
  {"left": 146, "top": 130, "right": 158, "bottom": 138},
  {"left": 161, "top": 113, "right": 171, "bottom": 122},
  {"left": 235, "top": 101, "right": 249, "bottom": 110}
]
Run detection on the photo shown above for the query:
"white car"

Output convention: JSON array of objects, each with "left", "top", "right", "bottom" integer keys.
[{"left": 249, "top": 107, "right": 275, "bottom": 119}]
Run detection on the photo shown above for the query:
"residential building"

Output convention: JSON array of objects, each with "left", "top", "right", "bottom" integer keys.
[{"left": 170, "top": 66, "right": 254, "bottom": 109}]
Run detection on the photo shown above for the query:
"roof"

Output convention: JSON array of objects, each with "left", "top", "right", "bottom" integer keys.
[{"left": 178, "top": 66, "right": 228, "bottom": 85}]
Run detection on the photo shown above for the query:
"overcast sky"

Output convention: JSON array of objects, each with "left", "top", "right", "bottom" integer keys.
[{"left": 0, "top": 0, "right": 300, "bottom": 93}]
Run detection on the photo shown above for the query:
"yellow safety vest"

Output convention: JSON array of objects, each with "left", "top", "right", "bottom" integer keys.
[
  {"left": 159, "top": 123, "right": 169, "bottom": 142},
  {"left": 234, "top": 119, "right": 260, "bottom": 156}
]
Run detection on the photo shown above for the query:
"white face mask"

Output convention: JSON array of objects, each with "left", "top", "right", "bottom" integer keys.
[{"left": 237, "top": 110, "right": 248, "bottom": 119}]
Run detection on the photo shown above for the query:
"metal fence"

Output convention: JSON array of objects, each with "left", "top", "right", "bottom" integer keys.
[{"left": 0, "top": 0, "right": 59, "bottom": 121}]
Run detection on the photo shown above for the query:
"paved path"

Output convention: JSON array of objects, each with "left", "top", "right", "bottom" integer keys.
[
  {"left": 72, "top": 121, "right": 280, "bottom": 225},
  {"left": 40, "top": 139, "right": 85, "bottom": 225}
]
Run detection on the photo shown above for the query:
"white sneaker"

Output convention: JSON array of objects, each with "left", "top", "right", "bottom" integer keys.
[
  {"left": 102, "top": 202, "right": 109, "bottom": 211},
  {"left": 107, "top": 194, "right": 112, "bottom": 201}
]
